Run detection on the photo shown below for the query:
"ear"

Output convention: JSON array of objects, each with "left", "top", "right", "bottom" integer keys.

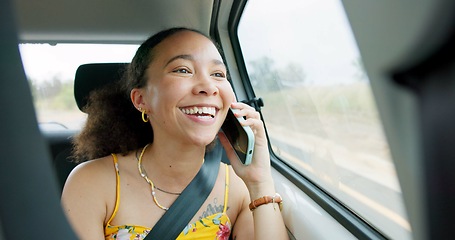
[{"left": 131, "top": 88, "right": 146, "bottom": 111}]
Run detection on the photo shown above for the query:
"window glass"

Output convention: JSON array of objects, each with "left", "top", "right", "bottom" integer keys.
[
  {"left": 20, "top": 44, "right": 137, "bottom": 131},
  {"left": 238, "top": 0, "right": 411, "bottom": 239}
]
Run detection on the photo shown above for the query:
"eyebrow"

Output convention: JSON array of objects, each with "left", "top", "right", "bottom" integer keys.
[
  {"left": 165, "top": 54, "right": 226, "bottom": 68},
  {"left": 165, "top": 54, "right": 193, "bottom": 67}
]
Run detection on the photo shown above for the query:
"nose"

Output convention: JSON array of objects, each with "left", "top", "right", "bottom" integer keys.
[{"left": 192, "top": 74, "right": 219, "bottom": 96}]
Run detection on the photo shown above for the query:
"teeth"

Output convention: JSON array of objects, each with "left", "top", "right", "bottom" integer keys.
[
  {"left": 197, "top": 115, "right": 212, "bottom": 119},
  {"left": 180, "top": 106, "right": 216, "bottom": 117}
]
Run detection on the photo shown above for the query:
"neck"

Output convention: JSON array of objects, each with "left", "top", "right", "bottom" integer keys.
[{"left": 140, "top": 138, "right": 207, "bottom": 186}]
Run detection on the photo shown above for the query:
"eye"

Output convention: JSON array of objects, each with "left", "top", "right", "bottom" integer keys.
[
  {"left": 172, "top": 67, "right": 192, "bottom": 74},
  {"left": 211, "top": 72, "right": 226, "bottom": 78}
]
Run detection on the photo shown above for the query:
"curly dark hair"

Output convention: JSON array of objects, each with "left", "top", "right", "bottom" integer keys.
[{"left": 72, "top": 27, "right": 222, "bottom": 163}]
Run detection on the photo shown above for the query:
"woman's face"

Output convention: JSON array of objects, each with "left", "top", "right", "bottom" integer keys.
[{"left": 140, "top": 30, "right": 235, "bottom": 146}]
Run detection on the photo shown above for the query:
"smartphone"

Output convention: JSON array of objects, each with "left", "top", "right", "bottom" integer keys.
[{"left": 221, "top": 108, "right": 254, "bottom": 165}]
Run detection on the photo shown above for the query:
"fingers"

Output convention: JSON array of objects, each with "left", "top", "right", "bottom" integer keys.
[
  {"left": 230, "top": 102, "right": 260, "bottom": 122},
  {"left": 229, "top": 102, "right": 267, "bottom": 142}
]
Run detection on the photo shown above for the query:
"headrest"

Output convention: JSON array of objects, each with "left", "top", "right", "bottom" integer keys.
[{"left": 74, "top": 63, "right": 128, "bottom": 112}]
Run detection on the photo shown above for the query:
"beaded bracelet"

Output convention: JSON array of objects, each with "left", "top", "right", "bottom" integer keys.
[{"left": 249, "top": 193, "right": 283, "bottom": 211}]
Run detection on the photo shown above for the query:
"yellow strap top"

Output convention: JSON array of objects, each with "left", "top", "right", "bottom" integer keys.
[{"left": 104, "top": 154, "right": 231, "bottom": 240}]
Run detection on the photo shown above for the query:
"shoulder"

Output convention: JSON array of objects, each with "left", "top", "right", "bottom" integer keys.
[
  {"left": 61, "top": 154, "right": 118, "bottom": 238},
  {"left": 66, "top": 155, "right": 117, "bottom": 187},
  {"left": 61, "top": 155, "right": 117, "bottom": 207},
  {"left": 225, "top": 164, "right": 250, "bottom": 213},
  {"left": 227, "top": 164, "right": 248, "bottom": 194},
  {"left": 62, "top": 154, "right": 120, "bottom": 205},
  {"left": 62, "top": 155, "right": 121, "bottom": 209},
  {"left": 225, "top": 164, "right": 254, "bottom": 237}
]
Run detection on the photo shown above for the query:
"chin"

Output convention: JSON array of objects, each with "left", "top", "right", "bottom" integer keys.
[{"left": 190, "top": 133, "right": 218, "bottom": 148}]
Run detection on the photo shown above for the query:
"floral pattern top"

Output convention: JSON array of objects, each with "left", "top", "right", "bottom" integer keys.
[{"left": 105, "top": 154, "right": 231, "bottom": 240}]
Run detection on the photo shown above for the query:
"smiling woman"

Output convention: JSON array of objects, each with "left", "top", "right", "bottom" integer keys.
[
  {"left": 6, "top": 0, "right": 453, "bottom": 239},
  {"left": 61, "top": 27, "right": 288, "bottom": 240},
  {"left": 130, "top": 30, "right": 233, "bottom": 147}
]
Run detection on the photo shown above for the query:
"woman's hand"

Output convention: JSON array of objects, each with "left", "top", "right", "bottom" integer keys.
[
  {"left": 219, "top": 102, "right": 289, "bottom": 240},
  {"left": 218, "top": 102, "right": 274, "bottom": 190}
]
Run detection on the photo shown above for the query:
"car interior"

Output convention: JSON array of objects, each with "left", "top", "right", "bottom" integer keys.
[
  {"left": 51, "top": 63, "right": 127, "bottom": 190},
  {"left": 1, "top": 0, "right": 455, "bottom": 239}
]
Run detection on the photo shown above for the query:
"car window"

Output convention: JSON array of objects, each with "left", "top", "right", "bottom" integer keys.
[
  {"left": 238, "top": 0, "right": 411, "bottom": 239},
  {"left": 20, "top": 44, "right": 138, "bottom": 131}
]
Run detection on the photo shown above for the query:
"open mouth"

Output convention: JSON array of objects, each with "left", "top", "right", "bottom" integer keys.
[{"left": 179, "top": 106, "right": 217, "bottom": 119}]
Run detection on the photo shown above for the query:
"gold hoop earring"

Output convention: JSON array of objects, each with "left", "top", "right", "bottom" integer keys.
[{"left": 142, "top": 109, "right": 149, "bottom": 122}]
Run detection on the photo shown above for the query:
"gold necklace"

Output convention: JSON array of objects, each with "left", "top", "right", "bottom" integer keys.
[
  {"left": 137, "top": 144, "right": 169, "bottom": 211},
  {"left": 155, "top": 186, "right": 181, "bottom": 195},
  {"left": 135, "top": 150, "right": 181, "bottom": 196}
]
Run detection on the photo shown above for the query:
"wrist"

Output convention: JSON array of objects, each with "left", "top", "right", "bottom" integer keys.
[
  {"left": 246, "top": 179, "right": 276, "bottom": 200},
  {"left": 249, "top": 193, "right": 283, "bottom": 211}
]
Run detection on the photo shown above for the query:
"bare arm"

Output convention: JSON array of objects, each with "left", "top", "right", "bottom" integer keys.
[
  {"left": 61, "top": 159, "right": 113, "bottom": 240},
  {"left": 246, "top": 181, "right": 287, "bottom": 239},
  {"left": 219, "top": 102, "right": 288, "bottom": 240},
  {"left": 229, "top": 175, "right": 287, "bottom": 240}
]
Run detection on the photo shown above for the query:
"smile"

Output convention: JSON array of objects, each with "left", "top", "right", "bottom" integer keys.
[{"left": 179, "top": 106, "right": 217, "bottom": 119}]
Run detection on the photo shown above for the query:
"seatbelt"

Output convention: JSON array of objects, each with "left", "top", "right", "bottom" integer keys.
[{"left": 144, "top": 142, "right": 222, "bottom": 240}]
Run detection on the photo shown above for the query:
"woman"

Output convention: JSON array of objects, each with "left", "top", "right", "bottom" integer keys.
[{"left": 61, "top": 27, "right": 288, "bottom": 240}]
